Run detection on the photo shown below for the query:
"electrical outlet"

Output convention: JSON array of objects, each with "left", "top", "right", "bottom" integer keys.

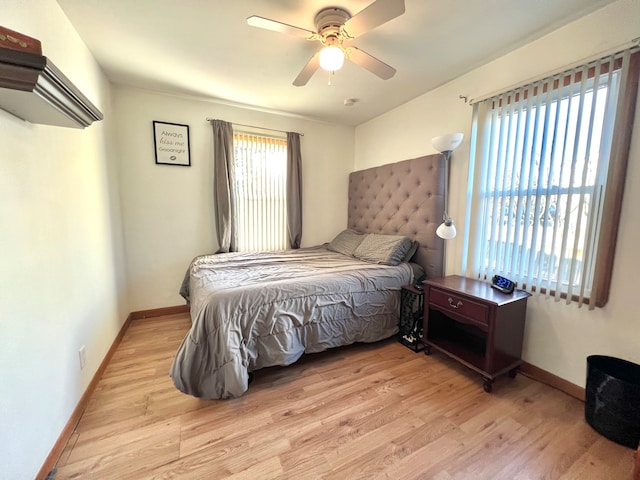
[{"left": 78, "top": 346, "right": 86, "bottom": 370}]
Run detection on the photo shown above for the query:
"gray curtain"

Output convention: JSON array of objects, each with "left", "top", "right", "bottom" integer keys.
[
  {"left": 286, "top": 132, "right": 303, "bottom": 249},
  {"left": 211, "top": 119, "right": 235, "bottom": 253}
]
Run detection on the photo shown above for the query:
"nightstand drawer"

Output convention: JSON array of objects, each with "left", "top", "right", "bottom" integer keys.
[{"left": 429, "top": 287, "right": 489, "bottom": 328}]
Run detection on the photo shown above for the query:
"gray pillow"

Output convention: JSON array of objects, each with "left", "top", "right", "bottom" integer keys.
[
  {"left": 353, "top": 233, "right": 414, "bottom": 266},
  {"left": 327, "top": 229, "right": 365, "bottom": 256},
  {"left": 402, "top": 240, "right": 419, "bottom": 263}
]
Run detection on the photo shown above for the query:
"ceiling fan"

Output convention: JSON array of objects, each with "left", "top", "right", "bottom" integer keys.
[{"left": 247, "top": 0, "right": 405, "bottom": 86}]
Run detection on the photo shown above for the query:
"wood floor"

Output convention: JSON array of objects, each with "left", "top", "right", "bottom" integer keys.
[{"left": 53, "top": 312, "right": 634, "bottom": 479}]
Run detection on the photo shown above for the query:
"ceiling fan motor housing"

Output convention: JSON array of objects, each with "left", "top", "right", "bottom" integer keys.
[{"left": 314, "top": 7, "right": 351, "bottom": 38}]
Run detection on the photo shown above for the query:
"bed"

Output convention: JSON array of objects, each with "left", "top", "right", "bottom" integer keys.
[{"left": 170, "top": 154, "right": 445, "bottom": 399}]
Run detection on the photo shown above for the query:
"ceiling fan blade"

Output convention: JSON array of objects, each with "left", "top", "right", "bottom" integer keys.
[
  {"left": 343, "top": 0, "right": 405, "bottom": 38},
  {"left": 346, "top": 47, "right": 396, "bottom": 80},
  {"left": 293, "top": 52, "right": 321, "bottom": 86},
  {"left": 247, "top": 16, "right": 316, "bottom": 39}
]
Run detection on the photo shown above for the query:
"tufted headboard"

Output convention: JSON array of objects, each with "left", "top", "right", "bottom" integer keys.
[{"left": 347, "top": 154, "right": 446, "bottom": 279}]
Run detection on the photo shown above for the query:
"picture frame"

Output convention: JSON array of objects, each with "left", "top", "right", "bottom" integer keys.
[{"left": 153, "top": 121, "right": 191, "bottom": 166}]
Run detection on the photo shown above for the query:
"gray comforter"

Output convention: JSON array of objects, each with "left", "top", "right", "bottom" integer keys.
[{"left": 170, "top": 245, "right": 415, "bottom": 399}]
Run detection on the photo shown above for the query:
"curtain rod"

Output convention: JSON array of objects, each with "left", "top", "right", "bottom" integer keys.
[{"left": 205, "top": 118, "right": 304, "bottom": 136}]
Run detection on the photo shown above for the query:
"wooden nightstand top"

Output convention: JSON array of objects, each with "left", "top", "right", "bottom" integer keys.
[{"left": 424, "top": 275, "right": 530, "bottom": 307}]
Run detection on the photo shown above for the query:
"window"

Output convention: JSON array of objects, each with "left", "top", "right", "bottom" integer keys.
[
  {"left": 463, "top": 50, "right": 639, "bottom": 308},
  {"left": 232, "top": 133, "right": 288, "bottom": 251}
]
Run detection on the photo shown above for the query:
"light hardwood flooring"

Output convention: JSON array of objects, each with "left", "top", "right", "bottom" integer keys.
[{"left": 53, "top": 312, "right": 634, "bottom": 479}]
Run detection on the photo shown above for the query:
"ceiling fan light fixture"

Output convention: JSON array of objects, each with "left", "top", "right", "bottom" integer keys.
[{"left": 319, "top": 45, "right": 345, "bottom": 72}]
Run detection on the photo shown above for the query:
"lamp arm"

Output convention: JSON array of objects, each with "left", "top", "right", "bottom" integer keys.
[{"left": 443, "top": 150, "right": 451, "bottom": 216}]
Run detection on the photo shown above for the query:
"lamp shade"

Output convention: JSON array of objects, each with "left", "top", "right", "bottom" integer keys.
[
  {"left": 319, "top": 45, "right": 345, "bottom": 72},
  {"left": 432, "top": 133, "right": 464, "bottom": 153},
  {"left": 436, "top": 213, "right": 457, "bottom": 240},
  {"left": 436, "top": 221, "right": 457, "bottom": 240}
]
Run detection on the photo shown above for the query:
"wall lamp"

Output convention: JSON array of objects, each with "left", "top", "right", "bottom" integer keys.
[{"left": 432, "top": 133, "right": 463, "bottom": 240}]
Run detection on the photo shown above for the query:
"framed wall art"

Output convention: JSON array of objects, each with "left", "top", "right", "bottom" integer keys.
[{"left": 153, "top": 121, "right": 191, "bottom": 166}]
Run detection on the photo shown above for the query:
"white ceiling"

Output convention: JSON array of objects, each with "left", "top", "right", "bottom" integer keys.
[{"left": 56, "top": 0, "right": 616, "bottom": 126}]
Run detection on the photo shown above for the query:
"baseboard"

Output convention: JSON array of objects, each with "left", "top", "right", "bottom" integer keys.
[
  {"left": 35, "top": 313, "right": 133, "bottom": 480},
  {"left": 129, "top": 304, "right": 189, "bottom": 320},
  {"left": 520, "top": 361, "right": 585, "bottom": 401}
]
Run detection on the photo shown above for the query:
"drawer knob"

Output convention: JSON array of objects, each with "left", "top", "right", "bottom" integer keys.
[{"left": 448, "top": 297, "right": 463, "bottom": 309}]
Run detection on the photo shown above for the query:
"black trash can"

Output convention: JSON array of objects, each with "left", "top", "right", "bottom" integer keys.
[{"left": 585, "top": 355, "right": 640, "bottom": 449}]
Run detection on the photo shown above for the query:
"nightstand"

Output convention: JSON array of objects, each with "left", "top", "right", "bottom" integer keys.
[
  {"left": 399, "top": 284, "right": 424, "bottom": 352},
  {"left": 422, "top": 275, "right": 530, "bottom": 392}
]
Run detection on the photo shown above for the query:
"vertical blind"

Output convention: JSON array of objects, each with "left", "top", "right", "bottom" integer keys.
[
  {"left": 463, "top": 50, "right": 634, "bottom": 308},
  {"left": 232, "top": 133, "right": 288, "bottom": 252}
]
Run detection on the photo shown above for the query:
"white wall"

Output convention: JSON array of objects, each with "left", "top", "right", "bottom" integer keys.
[
  {"left": 0, "top": 1, "right": 127, "bottom": 478},
  {"left": 355, "top": 0, "right": 640, "bottom": 387},
  {"left": 113, "top": 86, "right": 355, "bottom": 311},
  {"left": 2, "top": 2, "right": 636, "bottom": 477}
]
